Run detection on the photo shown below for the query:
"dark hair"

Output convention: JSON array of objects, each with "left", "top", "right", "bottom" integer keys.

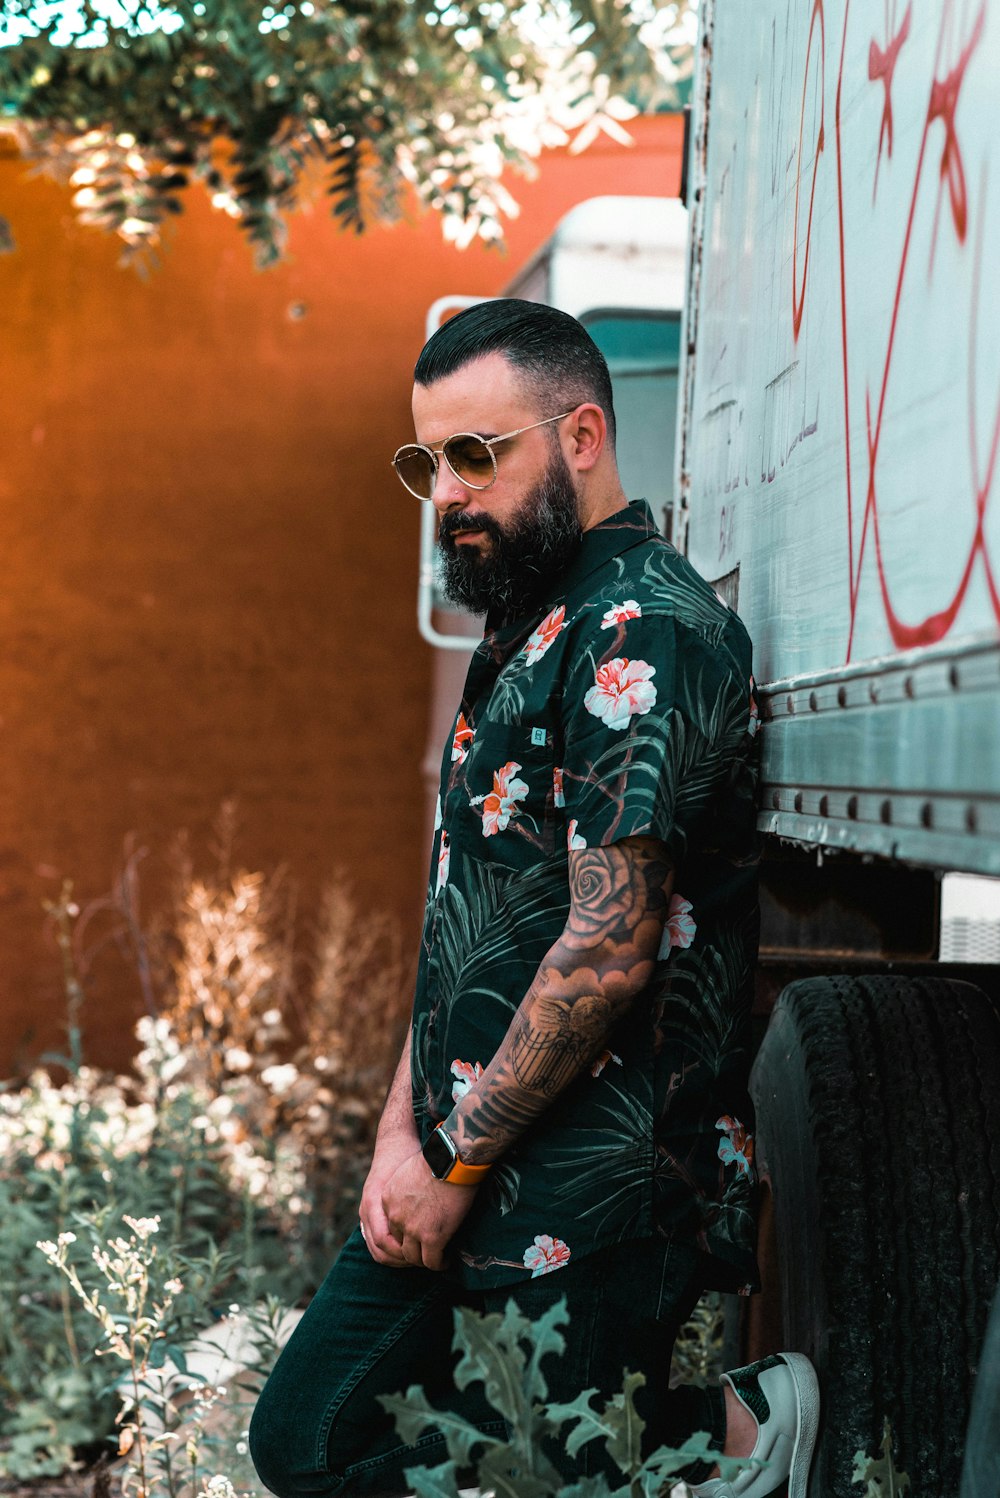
[{"left": 414, "top": 298, "right": 616, "bottom": 447}]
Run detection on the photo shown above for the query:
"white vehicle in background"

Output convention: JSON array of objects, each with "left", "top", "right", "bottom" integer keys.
[
  {"left": 419, "top": 10, "right": 1000, "bottom": 1479},
  {"left": 419, "top": 194, "right": 690, "bottom": 802}
]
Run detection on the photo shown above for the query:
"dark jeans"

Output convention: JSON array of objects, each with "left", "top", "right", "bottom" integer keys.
[{"left": 249, "top": 1229, "right": 727, "bottom": 1497}]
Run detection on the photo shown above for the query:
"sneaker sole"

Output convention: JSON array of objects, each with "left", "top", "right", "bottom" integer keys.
[{"left": 782, "top": 1352, "right": 821, "bottom": 1498}]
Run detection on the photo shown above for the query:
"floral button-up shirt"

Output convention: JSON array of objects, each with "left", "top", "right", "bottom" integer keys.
[{"left": 412, "top": 501, "right": 761, "bottom": 1292}]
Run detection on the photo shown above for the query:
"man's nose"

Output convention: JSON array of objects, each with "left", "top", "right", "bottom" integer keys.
[{"left": 431, "top": 461, "right": 470, "bottom": 516}]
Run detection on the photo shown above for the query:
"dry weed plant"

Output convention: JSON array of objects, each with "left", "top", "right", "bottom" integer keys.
[{"left": 138, "top": 805, "right": 413, "bottom": 1263}]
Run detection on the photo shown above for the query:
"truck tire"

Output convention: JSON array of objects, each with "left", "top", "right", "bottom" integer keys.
[
  {"left": 960, "top": 1284, "right": 1000, "bottom": 1498},
  {"left": 750, "top": 975, "right": 1000, "bottom": 1498}
]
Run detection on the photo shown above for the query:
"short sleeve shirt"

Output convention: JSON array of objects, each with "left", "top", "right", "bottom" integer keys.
[{"left": 411, "top": 501, "right": 761, "bottom": 1291}]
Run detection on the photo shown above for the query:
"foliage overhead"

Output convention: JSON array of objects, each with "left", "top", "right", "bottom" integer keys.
[{"left": 0, "top": 0, "right": 694, "bottom": 267}]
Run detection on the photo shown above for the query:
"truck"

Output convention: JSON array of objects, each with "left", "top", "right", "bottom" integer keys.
[{"left": 418, "top": 4, "right": 1000, "bottom": 1491}]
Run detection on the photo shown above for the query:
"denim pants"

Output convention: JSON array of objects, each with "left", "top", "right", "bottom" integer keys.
[{"left": 249, "top": 1228, "right": 727, "bottom": 1497}]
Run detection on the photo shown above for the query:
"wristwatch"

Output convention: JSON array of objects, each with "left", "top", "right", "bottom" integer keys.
[{"left": 421, "top": 1122, "right": 491, "bottom": 1185}]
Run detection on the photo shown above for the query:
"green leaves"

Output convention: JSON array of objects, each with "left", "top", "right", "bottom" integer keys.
[
  {"left": 547, "top": 1370, "right": 645, "bottom": 1467},
  {"left": 852, "top": 1419, "right": 911, "bottom": 1497},
  {"left": 379, "top": 1385, "right": 490, "bottom": 1468},
  {"left": 405, "top": 1458, "right": 464, "bottom": 1498},
  {"left": 383, "top": 1297, "right": 759, "bottom": 1498},
  {"left": 455, "top": 1297, "right": 567, "bottom": 1420},
  {"left": 0, "top": 1, "right": 694, "bottom": 267}
]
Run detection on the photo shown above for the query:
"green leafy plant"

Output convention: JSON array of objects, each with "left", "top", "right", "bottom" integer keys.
[
  {"left": 37, "top": 1216, "right": 284, "bottom": 1498},
  {"left": 0, "top": 0, "right": 694, "bottom": 267},
  {"left": 0, "top": 821, "right": 410, "bottom": 1480},
  {"left": 668, "top": 1293, "right": 724, "bottom": 1390},
  {"left": 0, "top": 1369, "right": 96, "bottom": 1482},
  {"left": 380, "top": 1297, "right": 761, "bottom": 1498},
  {"left": 852, "top": 1418, "right": 911, "bottom": 1497}
]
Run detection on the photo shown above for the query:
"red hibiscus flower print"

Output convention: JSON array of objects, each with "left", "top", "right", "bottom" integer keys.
[
  {"left": 567, "top": 819, "right": 587, "bottom": 851},
  {"left": 584, "top": 657, "right": 657, "bottom": 730},
  {"left": 436, "top": 831, "right": 451, "bottom": 894},
  {"left": 657, "top": 893, "right": 696, "bottom": 957},
  {"left": 716, "top": 1115, "right": 755, "bottom": 1179},
  {"left": 522, "top": 1234, "right": 571, "bottom": 1277},
  {"left": 553, "top": 766, "right": 565, "bottom": 808},
  {"left": 450, "top": 1058, "right": 483, "bottom": 1102},
  {"left": 600, "top": 600, "right": 642, "bottom": 629},
  {"left": 452, "top": 712, "right": 475, "bottom": 763},
  {"left": 590, "top": 1048, "right": 622, "bottom": 1077},
  {"left": 478, "top": 761, "right": 529, "bottom": 837},
  {"left": 523, "top": 606, "right": 567, "bottom": 665}
]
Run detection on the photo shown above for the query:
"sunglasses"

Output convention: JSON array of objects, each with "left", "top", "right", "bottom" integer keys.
[{"left": 391, "top": 411, "right": 573, "bottom": 501}]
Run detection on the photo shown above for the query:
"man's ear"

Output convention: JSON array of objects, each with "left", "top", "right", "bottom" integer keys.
[{"left": 565, "top": 403, "right": 607, "bottom": 473}]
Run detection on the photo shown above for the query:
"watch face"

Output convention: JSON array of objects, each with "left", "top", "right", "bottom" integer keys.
[{"left": 422, "top": 1127, "right": 456, "bottom": 1180}]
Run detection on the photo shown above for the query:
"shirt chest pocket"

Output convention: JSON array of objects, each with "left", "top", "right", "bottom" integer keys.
[{"left": 458, "top": 722, "right": 560, "bottom": 863}]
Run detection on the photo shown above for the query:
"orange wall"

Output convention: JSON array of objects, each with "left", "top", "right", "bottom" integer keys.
[{"left": 0, "top": 114, "right": 683, "bottom": 1073}]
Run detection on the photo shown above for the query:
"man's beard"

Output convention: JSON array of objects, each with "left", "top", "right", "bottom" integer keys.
[{"left": 437, "top": 450, "right": 583, "bottom": 622}]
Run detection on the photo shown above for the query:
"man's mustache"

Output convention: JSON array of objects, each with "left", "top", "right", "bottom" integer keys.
[{"left": 438, "top": 512, "right": 502, "bottom": 544}]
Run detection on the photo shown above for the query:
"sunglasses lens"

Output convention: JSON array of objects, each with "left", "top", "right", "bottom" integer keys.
[
  {"left": 394, "top": 445, "right": 435, "bottom": 499},
  {"left": 443, "top": 435, "right": 495, "bottom": 488}
]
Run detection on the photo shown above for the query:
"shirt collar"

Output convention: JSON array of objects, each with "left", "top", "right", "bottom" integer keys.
[
  {"left": 480, "top": 499, "right": 661, "bottom": 652},
  {"left": 551, "top": 498, "right": 661, "bottom": 601}
]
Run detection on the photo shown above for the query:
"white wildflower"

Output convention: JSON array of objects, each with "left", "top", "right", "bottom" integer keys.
[
  {"left": 260, "top": 1063, "right": 298, "bottom": 1095},
  {"left": 203, "top": 1477, "right": 237, "bottom": 1498},
  {"left": 122, "top": 1215, "right": 160, "bottom": 1239}
]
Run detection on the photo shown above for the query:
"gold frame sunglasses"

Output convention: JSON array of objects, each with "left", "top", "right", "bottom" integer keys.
[{"left": 391, "top": 411, "right": 573, "bottom": 501}]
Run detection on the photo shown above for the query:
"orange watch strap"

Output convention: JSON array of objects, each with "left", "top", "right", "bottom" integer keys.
[{"left": 436, "top": 1122, "right": 492, "bottom": 1185}]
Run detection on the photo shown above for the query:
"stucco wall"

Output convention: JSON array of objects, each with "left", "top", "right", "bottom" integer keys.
[{"left": 0, "top": 114, "right": 683, "bottom": 1072}]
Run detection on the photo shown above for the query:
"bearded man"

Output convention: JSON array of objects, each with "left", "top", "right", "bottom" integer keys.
[{"left": 250, "top": 300, "right": 819, "bottom": 1498}]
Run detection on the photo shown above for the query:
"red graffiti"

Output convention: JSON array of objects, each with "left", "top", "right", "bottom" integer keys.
[
  {"left": 868, "top": 0, "right": 912, "bottom": 198},
  {"left": 792, "top": 0, "right": 827, "bottom": 340},
  {"left": 928, "top": 3, "right": 985, "bottom": 259},
  {"left": 832, "top": 0, "right": 997, "bottom": 659}
]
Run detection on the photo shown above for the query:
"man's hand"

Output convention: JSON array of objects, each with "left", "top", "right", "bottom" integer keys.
[
  {"left": 359, "top": 1129, "right": 420, "bottom": 1268},
  {"left": 379, "top": 1148, "right": 479, "bottom": 1272}
]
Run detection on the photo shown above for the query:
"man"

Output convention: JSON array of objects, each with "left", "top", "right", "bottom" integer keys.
[{"left": 250, "top": 301, "right": 818, "bottom": 1497}]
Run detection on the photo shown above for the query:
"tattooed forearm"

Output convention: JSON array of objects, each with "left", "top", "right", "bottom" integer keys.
[
  {"left": 447, "top": 836, "right": 674, "bottom": 1165},
  {"left": 510, "top": 992, "right": 613, "bottom": 1095}
]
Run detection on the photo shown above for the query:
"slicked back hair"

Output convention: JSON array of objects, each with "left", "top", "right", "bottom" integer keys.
[{"left": 413, "top": 298, "right": 616, "bottom": 449}]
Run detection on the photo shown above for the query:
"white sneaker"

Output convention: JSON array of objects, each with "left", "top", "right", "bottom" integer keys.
[{"left": 687, "top": 1352, "right": 819, "bottom": 1498}]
